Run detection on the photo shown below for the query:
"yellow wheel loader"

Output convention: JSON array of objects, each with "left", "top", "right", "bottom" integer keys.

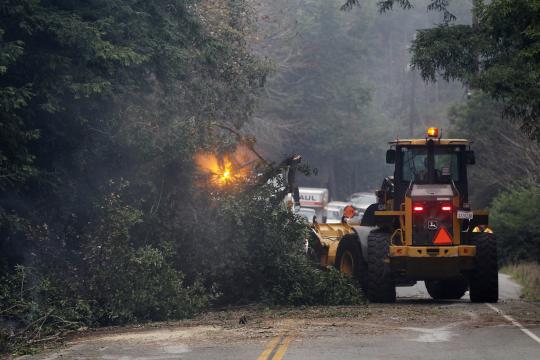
[{"left": 310, "top": 128, "right": 498, "bottom": 303}]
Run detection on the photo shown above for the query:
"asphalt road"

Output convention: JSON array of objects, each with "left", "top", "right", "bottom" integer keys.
[
  {"left": 396, "top": 273, "right": 522, "bottom": 300},
  {"left": 20, "top": 274, "right": 540, "bottom": 360}
]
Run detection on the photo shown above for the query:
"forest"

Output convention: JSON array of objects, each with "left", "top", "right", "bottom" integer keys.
[{"left": 1, "top": 0, "right": 539, "bottom": 354}]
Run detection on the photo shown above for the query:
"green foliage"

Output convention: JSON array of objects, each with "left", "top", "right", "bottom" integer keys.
[
  {"left": 491, "top": 186, "right": 540, "bottom": 264},
  {"left": 79, "top": 189, "right": 213, "bottom": 324},
  {"left": 0, "top": 1, "right": 369, "bottom": 354},
  {"left": 448, "top": 92, "right": 540, "bottom": 206},
  {"left": 1, "top": 178, "right": 362, "bottom": 353},
  {"left": 0, "top": 0, "right": 276, "bottom": 354},
  {"left": 170, "top": 181, "right": 362, "bottom": 306},
  {"left": 449, "top": 94, "right": 540, "bottom": 269},
  {"left": 0, "top": 187, "right": 214, "bottom": 354},
  {"left": 341, "top": 1, "right": 454, "bottom": 22},
  {"left": 0, "top": 25, "right": 37, "bottom": 190},
  {"left": 412, "top": 25, "right": 480, "bottom": 82},
  {"left": 0, "top": 265, "right": 208, "bottom": 355},
  {"left": 0, "top": 266, "right": 91, "bottom": 355},
  {"left": 264, "top": 262, "right": 363, "bottom": 306},
  {"left": 411, "top": 0, "right": 540, "bottom": 139},
  {"left": 345, "top": 0, "right": 540, "bottom": 139},
  {"left": 0, "top": 0, "right": 267, "bottom": 268}
]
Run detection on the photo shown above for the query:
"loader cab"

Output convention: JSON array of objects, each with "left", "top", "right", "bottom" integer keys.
[{"left": 386, "top": 133, "right": 474, "bottom": 211}]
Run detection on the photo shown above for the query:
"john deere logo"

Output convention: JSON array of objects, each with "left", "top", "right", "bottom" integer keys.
[{"left": 427, "top": 220, "right": 438, "bottom": 231}]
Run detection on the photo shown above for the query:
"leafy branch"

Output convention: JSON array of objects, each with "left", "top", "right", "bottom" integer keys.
[{"left": 341, "top": 0, "right": 455, "bottom": 22}]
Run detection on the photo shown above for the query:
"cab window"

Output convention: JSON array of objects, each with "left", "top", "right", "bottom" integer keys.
[
  {"left": 402, "top": 147, "right": 427, "bottom": 182},
  {"left": 434, "top": 150, "right": 460, "bottom": 181},
  {"left": 401, "top": 146, "right": 460, "bottom": 182}
]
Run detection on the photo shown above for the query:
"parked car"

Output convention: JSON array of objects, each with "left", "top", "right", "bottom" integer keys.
[
  {"left": 296, "top": 207, "right": 316, "bottom": 223},
  {"left": 327, "top": 201, "right": 350, "bottom": 213},
  {"left": 325, "top": 206, "right": 342, "bottom": 223}
]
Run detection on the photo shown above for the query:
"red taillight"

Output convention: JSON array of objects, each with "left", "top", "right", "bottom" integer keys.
[
  {"left": 441, "top": 204, "right": 452, "bottom": 212},
  {"left": 413, "top": 205, "right": 424, "bottom": 213}
]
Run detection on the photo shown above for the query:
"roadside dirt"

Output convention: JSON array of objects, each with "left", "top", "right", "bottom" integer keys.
[
  {"left": 35, "top": 300, "right": 540, "bottom": 349},
  {"left": 14, "top": 275, "right": 540, "bottom": 360}
]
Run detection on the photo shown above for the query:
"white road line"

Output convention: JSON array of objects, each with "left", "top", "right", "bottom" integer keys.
[{"left": 486, "top": 303, "right": 540, "bottom": 345}]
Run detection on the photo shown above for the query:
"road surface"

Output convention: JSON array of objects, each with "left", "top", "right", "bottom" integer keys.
[{"left": 20, "top": 274, "right": 540, "bottom": 360}]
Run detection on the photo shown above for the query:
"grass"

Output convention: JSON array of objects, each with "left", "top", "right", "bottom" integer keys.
[{"left": 502, "top": 262, "right": 540, "bottom": 301}]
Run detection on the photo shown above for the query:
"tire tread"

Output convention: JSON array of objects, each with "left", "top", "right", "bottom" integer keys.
[
  {"left": 469, "top": 232, "right": 498, "bottom": 303},
  {"left": 366, "top": 230, "right": 396, "bottom": 303}
]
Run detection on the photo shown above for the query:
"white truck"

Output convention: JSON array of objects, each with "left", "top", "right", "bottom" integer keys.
[{"left": 298, "top": 187, "right": 329, "bottom": 222}]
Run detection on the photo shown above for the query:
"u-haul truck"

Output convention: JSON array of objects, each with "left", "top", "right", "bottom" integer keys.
[{"left": 299, "top": 187, "right": 329, "bottom": 222}]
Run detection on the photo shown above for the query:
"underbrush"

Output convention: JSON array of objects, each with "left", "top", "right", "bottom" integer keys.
[
  {"left": 502, "top": 262, "right": 540, "bottom": 301},
  {"left": 0, "top": 264, "right": 212, "bottom": 355},
  {"left": 491, "top": 186, "right": 540, "bottom": 264},
  {"left": 1, "top": 183, "right": 362, "bottom": 355},
  {"left": 191, "top": 183, "right": 363, "bottom": 307}
]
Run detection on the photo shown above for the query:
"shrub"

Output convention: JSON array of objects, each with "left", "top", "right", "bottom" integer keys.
[
  {"left": 183, "top": 183, "right": 363, "bottom": 305},
  {"left": 0, "top": 190, "right": 214, "bottom": 354},
  {"left": 78, "top": 191, "right": 214, "bottom": 324},
  {"left": 0, "top": 266, "right": 92, "bottom": 354},
  {"left": 1, "top": 180, "right": 362, "bottom": 355},
  {"left": 491, "top": 185, "right": 540, "bottom": 264}
]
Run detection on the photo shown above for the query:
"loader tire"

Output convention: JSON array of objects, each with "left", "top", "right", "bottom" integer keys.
[
  {"left": 469, "top": 232, "right": 498, "bottom": 303},
  {"left": 366, "top": 230, "right": 396, "bottom": 303},
  {"left": 425, "top": 277, "right": 468, "bottom": 300},
  {"left": 335, "top": 235, "right": 363, "bottom": 281}
]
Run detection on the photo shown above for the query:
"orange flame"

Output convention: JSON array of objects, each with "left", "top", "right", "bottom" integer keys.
[{"left": 194, "top": 145, "right": 257, "bottom": 187}]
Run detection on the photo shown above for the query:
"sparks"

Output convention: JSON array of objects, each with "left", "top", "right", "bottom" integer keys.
[{"left": 194, "top": 147, "right": 254, "bottom": 187}]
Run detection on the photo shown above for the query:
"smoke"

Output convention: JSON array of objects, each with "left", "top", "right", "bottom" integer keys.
[{"left": 249, "top": 0, "right": 471, "bottom": 199}]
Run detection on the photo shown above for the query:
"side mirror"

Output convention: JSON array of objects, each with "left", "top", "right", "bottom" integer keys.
[
  {"left": 386, "top": 149, "right": 396, "bottom": 164},
  {"left": 466, "top": 150, "right": 476, "bottom": 165}
]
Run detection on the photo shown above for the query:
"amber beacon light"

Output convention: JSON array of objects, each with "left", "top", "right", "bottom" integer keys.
[{"left": 426, "top": 127, "right": 439, "bottom": 137}]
